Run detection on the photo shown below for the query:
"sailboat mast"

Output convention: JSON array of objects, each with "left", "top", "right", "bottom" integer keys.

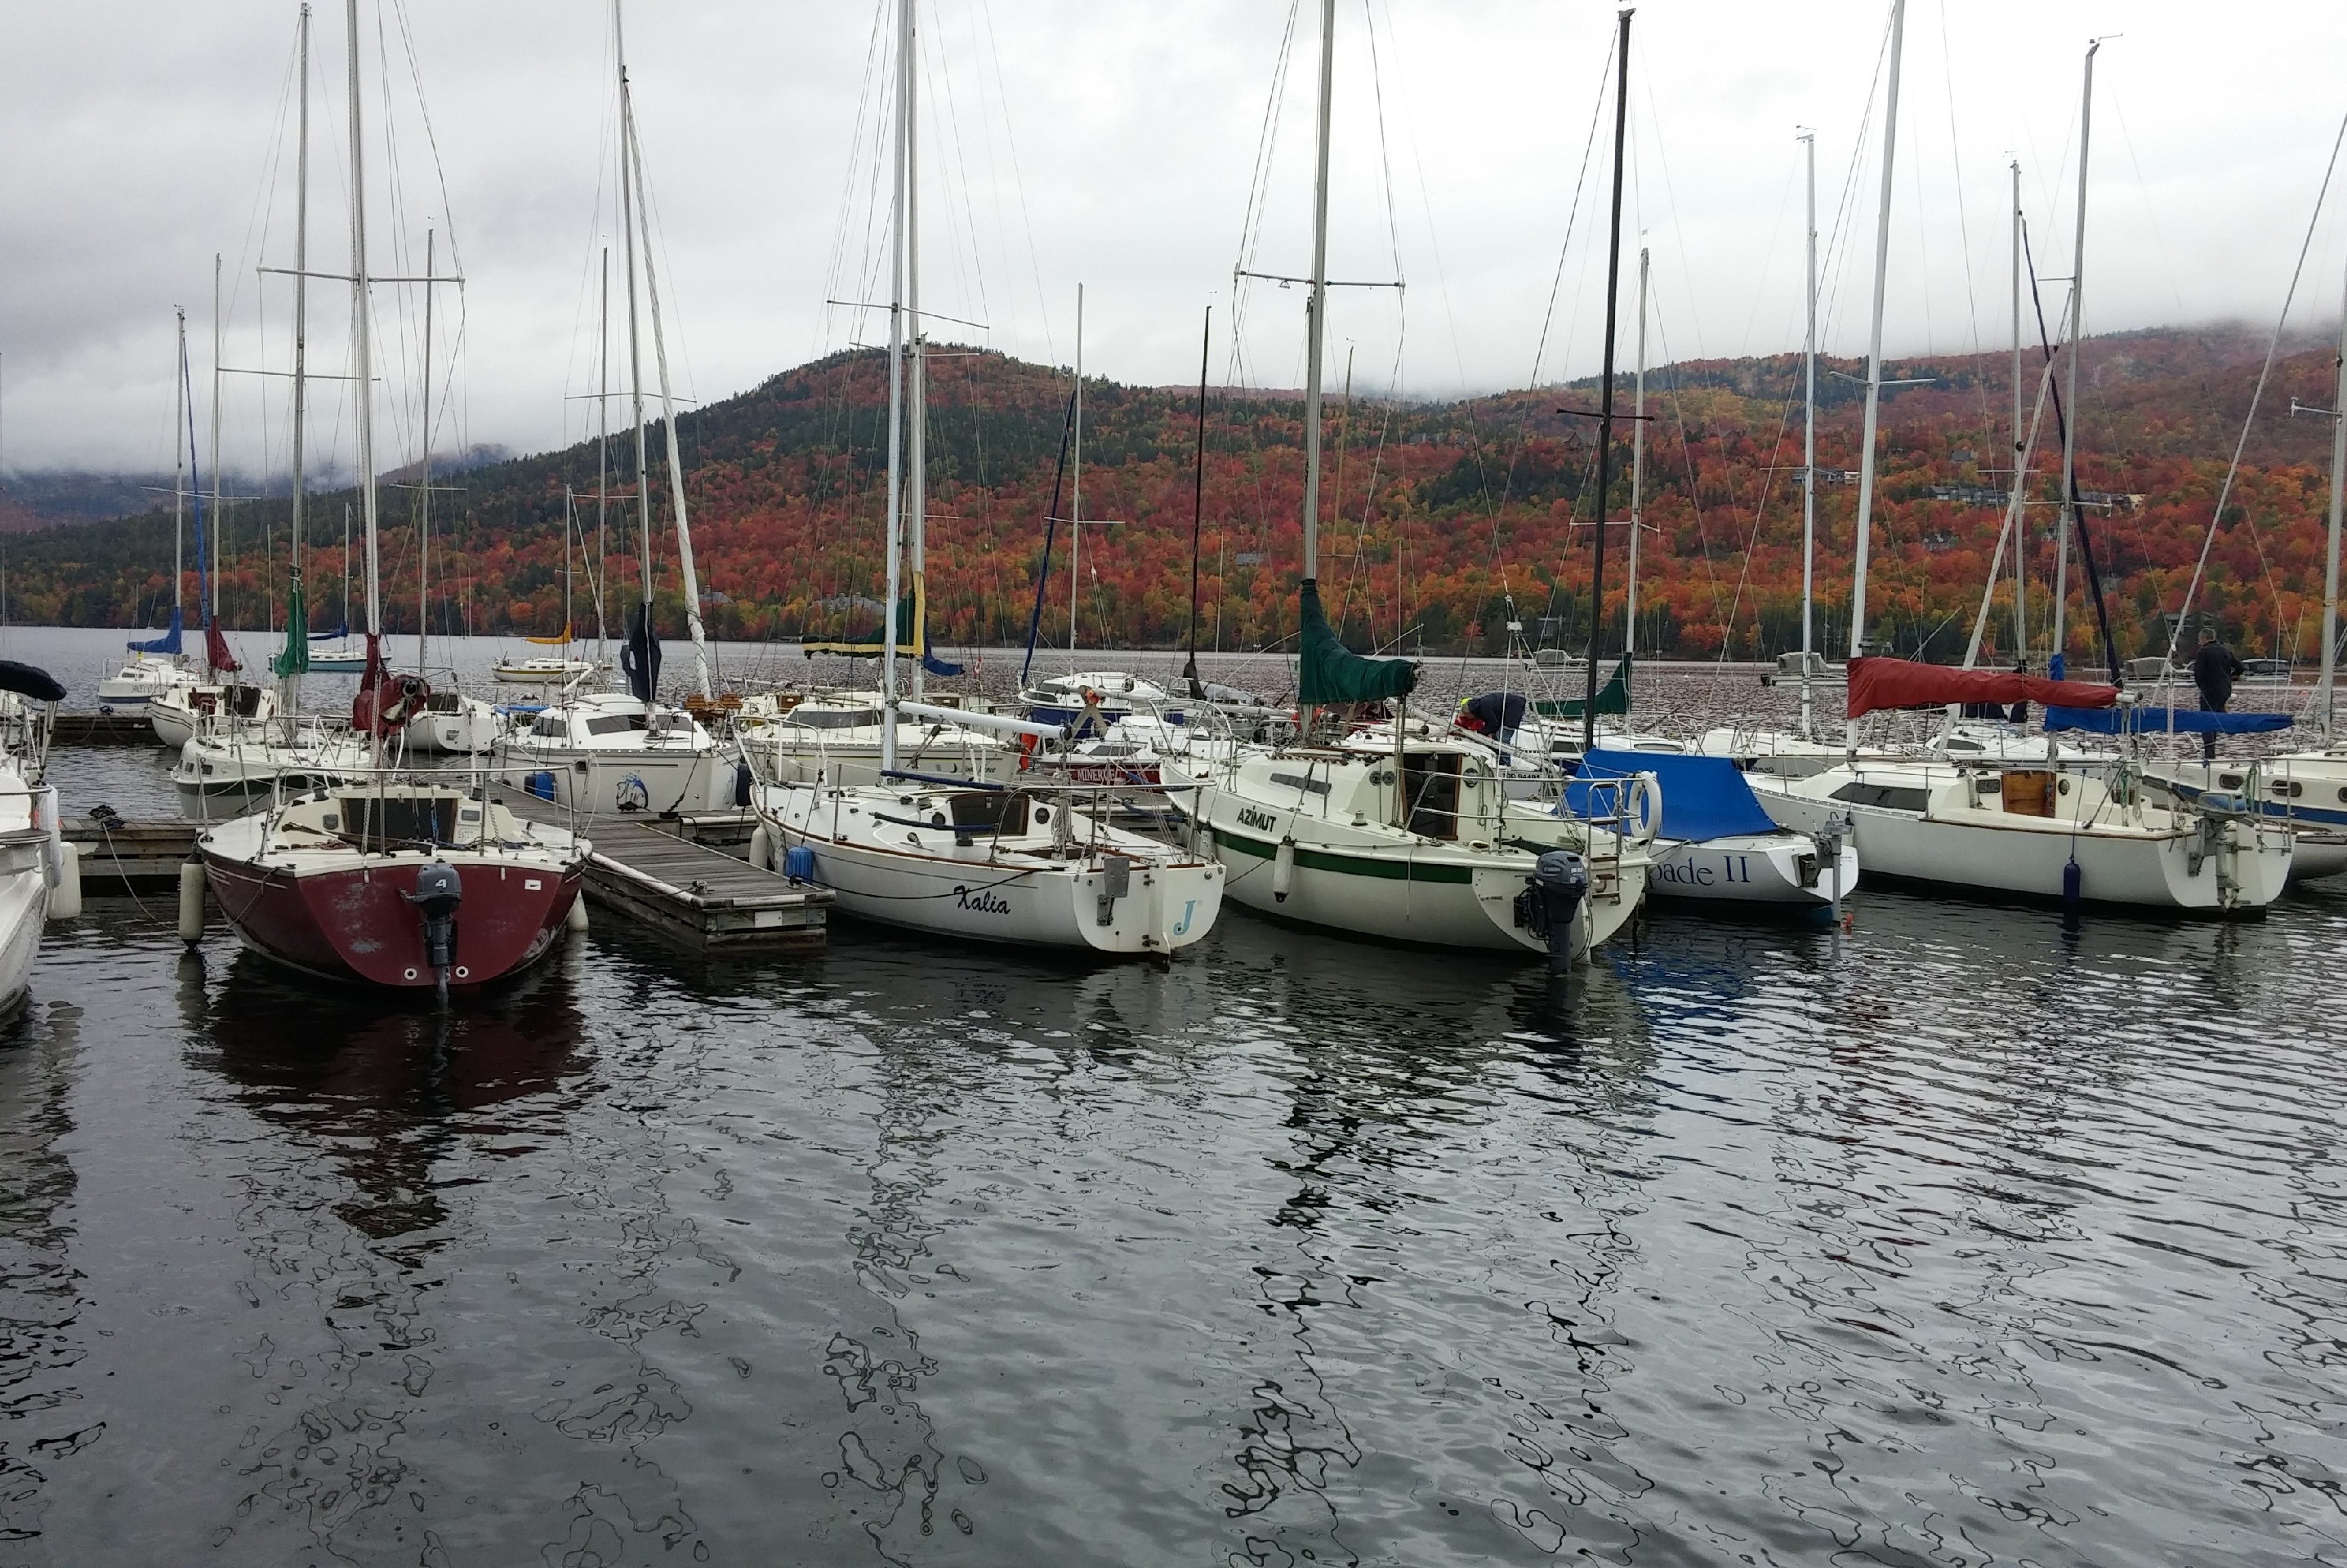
[
  {"left": 1301, "top": 0, "right": 1335, "bottom": 586},
  {"left": 1846, "top": 0, "right": 1905, "bottom": 752},
  {"left": 1185, "top": 304, "right": 1210, "bottom": 697},
  {"left": 417, "top": 226, "right": 435, "bottom": 671},
  {"left": 2054, "top": 40, "right": 2098, "bottom": 668},
  {"left": 623, "top": 93, "right": 713, "bottom": 699},
  {"left": 1582, "top": 6, "right": 1631, "bottom": 759},
  {"left": 1800, "top": 129, "right": 1818, "bottom": 739},
  {"left": 344, "top": 0, "right": 379, "bottom": 641},
  {"left": 211, "top": 254, "right": 224, "bottom": 631},
  {"left": 2320, "top": 252, "right": 2347, "bottom": 743},
  {"left": 904, "top": 18, "right": 925, "bottom": 702},
  {"left": 288, "top": 1, "right": 310, "bottom": 704},
  {"left": 596, "top": 244, "right": 609, "bottom": 661},
  {"left": 172, "top": 314, "right": 185, "bottom": 627},
  {"left": 1627, "top": 245, "right": 1648, "bottom": 663},
  {"left": 616, "top": 6, "right": 653, "bottom": 626},
  {"left": 1069, "top": 283, "right": 1083, "bottom": 660},
  {"left": 2010, "top": 158, "right": 2027, "bottom": 662},
  {"left": 878, "top": 0, "right": 912, "bottom": 771}
]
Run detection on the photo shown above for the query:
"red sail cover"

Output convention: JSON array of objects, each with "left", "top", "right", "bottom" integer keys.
[
  {"left": 204, "top": 619, "right": 240, "bottom": 675},
  {"left": 1846, "top": 657, "right": 2117, "bottom": 719}
]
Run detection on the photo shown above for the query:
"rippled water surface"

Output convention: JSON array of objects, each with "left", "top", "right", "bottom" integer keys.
[{"left": 4, "top": 806, "right": 2344, "bottom": 1565}]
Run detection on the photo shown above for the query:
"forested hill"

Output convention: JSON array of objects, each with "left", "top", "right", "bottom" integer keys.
[{"left": 7, "top": 323, "right": 2341, "bottom": 663}]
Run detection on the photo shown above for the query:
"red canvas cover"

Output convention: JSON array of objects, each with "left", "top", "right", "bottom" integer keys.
[
  {"left": 1845, "top": 657, "right": 2117, "bottom": 719},
  {"left": 204, "top": 619, "right": 239, "bottom": 675}
]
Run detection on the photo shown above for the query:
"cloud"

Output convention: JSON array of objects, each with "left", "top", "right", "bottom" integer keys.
[{"left": 3, "top": 0, "right": 2345, "bottom": 475}]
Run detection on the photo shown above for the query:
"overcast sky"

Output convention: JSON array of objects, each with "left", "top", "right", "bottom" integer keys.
[{"left": 5, "top": 0, "right": 2347, "bottom": 478}]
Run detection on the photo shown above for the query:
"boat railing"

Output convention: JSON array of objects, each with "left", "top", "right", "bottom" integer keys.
[{"left": 1570, "top": 776, "right": 1635, "bottom": 902}]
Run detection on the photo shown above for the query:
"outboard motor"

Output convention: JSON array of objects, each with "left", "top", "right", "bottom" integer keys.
[
  {"left": 405, "top": 859, "right": 463, "bottom": 1001},
  {"left": 1515, "top": 849, "right": 1589, "bottom": 964}
]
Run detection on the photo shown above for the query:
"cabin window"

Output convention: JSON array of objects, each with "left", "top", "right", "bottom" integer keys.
[
  {"left": 948, "top": 792, "right": 1028, "bottom": 838},
  {"left": 787, "top": 707, "right": 881, "bottom": 729},
  {"left": 1830, "top": 781, "right": 1929, "bottom": 813},
  {"left": 338, "top": 795, "right": 458, "bottom": 849},
  {"left": 1403, "top": 753, "right": 1462, "bottom": 839},
  {"left": 587, "top": 714, "right": 652, "bottom": 737},
  {"left": 530, "top": 714, "right": 568, "bottom": 738}
]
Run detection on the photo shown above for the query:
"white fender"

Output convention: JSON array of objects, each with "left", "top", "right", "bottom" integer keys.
[
  {"left": 1272, "top": 838, "right": 1296, "bottom": 902},
  {"left": 565, "top": 893, "right": 590, "bottom": 933},
  {"left": 747, "top": 824, "right": 773, "bottom": 873},
  {"left": 47, "top": 843, "right": 81, "bottom": 921},
  {"left": 178, "top": 861, "right": 207, "bottom": 945}
]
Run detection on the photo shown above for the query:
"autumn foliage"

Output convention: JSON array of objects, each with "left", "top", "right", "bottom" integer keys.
[{"left": 9, "top": 325, "right": 2341, "bottom": 666}]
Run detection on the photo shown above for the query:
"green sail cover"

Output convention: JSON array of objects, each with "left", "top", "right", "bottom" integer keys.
[
  {"left": 270, "top": 575, "right": 309, "bottom": 678},
  {"left": 1533, "top": 653, "right": 1631, "bottom": 719},
  {"left": 1298, "top": 581, "right": 1417, "bottom": 706},
  {"left": 801, "top": 573, "right": 966, "bottom": 676}
]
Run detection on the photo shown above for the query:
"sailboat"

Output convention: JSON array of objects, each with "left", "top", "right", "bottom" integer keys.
[
  {"left": 494, "top": 1, "right": 731, "bottom": 814},
  {"left": 199, "top": 0, "right": 589, "bottom": 991},
  {"left": 0, "top": 661, "right": 69, "bottom": 1015},
  {"left": 757, "top": 0, "right": 1223, "bottom": 957},
  {"left": 495, "top": 494, "right": 599, "bottom": 684},
  {"left": 148, "top": 310, "right": 278, "bottom": 749},
  {"left": 304, "top": 507, "right": 368, "bottom": 671},
  {"left": 1742, "top": 14, "right": 2291, "bottom": 915},
  {"left": 98, "top": 331, "right": 202, "bottom": 716},
  {"left": 1194, "top": 0, "right": 1645, "bottom": 960}
]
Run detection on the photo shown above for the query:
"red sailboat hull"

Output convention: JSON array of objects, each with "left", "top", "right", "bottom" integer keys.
[{"left": 202, "top": 851, "right": 582, "bottom": 988}]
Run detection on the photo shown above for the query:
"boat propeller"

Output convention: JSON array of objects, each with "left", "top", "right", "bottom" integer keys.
[{"left": 405, "top": 859, "right": 463, "bottom": 1001}]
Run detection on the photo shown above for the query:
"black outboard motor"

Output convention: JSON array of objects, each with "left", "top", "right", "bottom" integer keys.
[
  {"left": 1513, "top": 849, "right": 1589, "bottom": 964},
  {"left": 405, "top": 859, "right": 463, "bottom": 1001}
]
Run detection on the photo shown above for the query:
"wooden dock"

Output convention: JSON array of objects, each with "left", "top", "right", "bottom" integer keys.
[
  {"left": 65, "top": 820, "right": 194, "bottom": 893},
  {"left": 502, "top": 796, "right": 831, "bottom": 954},
  {"left": 52, "top": 712, "right": 165, "bottom": 747},
  {"left": 61, "top": 800, "right": 830, "bottom": 954}
]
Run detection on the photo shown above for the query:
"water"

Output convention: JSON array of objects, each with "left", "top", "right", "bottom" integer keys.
[
  {"left": 5, "top": 622, "right": 2345, "bottom": 1562},
  {"left": 2, "top": 854, "right": 2342, "bottom": 1563}
]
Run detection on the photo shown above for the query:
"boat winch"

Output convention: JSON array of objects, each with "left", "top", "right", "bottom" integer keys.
[
  {"left": 406, "top": 860, "right": 464, "bottom": 996},
  {"left": 1517, "top": 850, "right": 1590, "bottom": 962}
]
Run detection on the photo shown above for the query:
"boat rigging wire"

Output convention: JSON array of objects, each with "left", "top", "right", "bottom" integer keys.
[{"left": 2159, "top": 107, "right": 2347, "bottom": 678}]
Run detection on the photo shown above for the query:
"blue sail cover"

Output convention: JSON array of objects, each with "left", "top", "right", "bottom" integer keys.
[
  {"left": 2044, "top": 705, "right": 2292, "bottom": 735},
  {"left": 1564, "top": 746, "right": 1778, "bottom": 842},
  {"left": 308, "top": 621, "right": 350, "bottom": 641},
  {"left": 128, "top": 605, "right": 185, "bottom": 655}
]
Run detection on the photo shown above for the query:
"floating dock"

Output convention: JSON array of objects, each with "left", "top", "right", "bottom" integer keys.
[
  {"left": 63, "top": 802, "right": 830, "bottom": 955},
  {"left": 65, "top": 820, "right": 193, "bottom": 893},
  {"left": 502, "top": 796, "right": 831, "bottom": 954},
  {"left": 52, "top": 712, "right": 164, "bottom": 747}
]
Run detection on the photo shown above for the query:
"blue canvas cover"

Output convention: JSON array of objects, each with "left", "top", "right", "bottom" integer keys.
[
  {"left": 1564, "top": 746, "right": 1778, "bottom": 842},
  {"left": 2043, "top": 705, "right": 2291, "bottom": 735},
  {"left": 128, "top": 605, "right": 184, "bottom": 655}
]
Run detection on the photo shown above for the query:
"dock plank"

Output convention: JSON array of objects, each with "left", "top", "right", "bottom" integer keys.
[{"left": 499, "top": 792, "right": 830, "bottom": 953}]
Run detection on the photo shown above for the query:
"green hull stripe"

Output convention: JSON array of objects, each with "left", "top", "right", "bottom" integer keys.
[{"left": 1215, "top": 826, "right": 1478, "bottom": 884}]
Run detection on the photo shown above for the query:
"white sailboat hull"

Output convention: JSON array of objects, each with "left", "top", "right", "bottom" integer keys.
[
  {"left": 1208, "top": 822, "right": 1577, "bottom": 954},
  {"left": 1751, "top": 772, "right": 2292, "bottom": 915},
  {"left": 762, "top": 786, "right": 1222, "bottom": 956},
  {"left": 1647, "top": 831, "right": 1858, "bottom": 910}
]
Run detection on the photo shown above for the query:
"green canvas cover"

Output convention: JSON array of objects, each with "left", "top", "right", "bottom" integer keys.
[
  {"left": 803, "top": 572, "right": 929, "bottom": 659},
  {"left": 1533, "top": 653, "right": 1631, "bottom": 719},
  {"left": 270, "top": 575, "right": 309, "bottom": 679},
  {"left": 1298, "top": 581, "right": 1417, "bottom": 706}
]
